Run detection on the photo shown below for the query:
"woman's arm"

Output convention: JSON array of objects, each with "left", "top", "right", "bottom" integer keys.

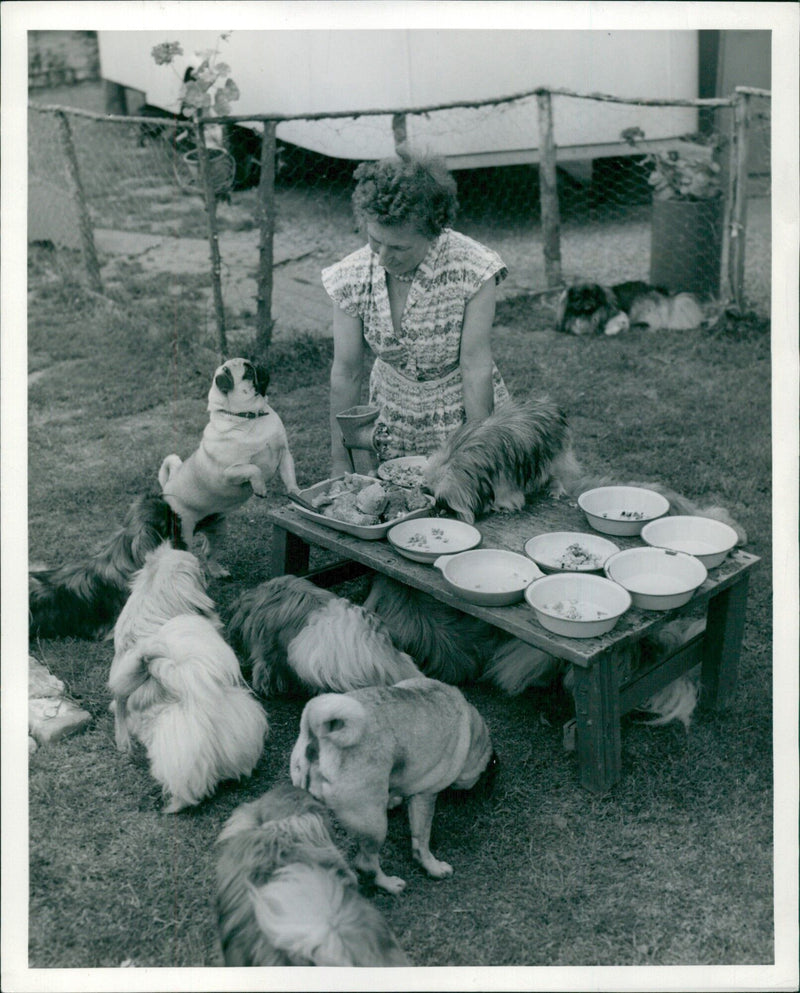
[
  {"left": 329, "top": 304, "right": 366, "bottom": 476},
  {"left": 459, "top": 277, "right": 497, "bottom": 422}
]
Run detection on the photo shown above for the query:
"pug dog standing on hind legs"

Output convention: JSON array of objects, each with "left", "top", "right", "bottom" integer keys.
[{"left": 159, "top": 358, "right": 301, "bottom": 577}]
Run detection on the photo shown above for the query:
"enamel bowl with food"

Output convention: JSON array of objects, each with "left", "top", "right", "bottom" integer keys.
[
  {"left": 432, "top": 549, "right": 543, "bottom": 606},
  {"left": 524, "top": 531, "right": 620, "bottom": 574},
  {"left": 377, "top": 456, "right": 430, "bottom": 489},
  {"left": 640, "top": 515, "right": 738, "bottom": 569},
  {"left": 577, "top": 485, "right": 670, "bottom": 536},
  {"left": 524, "top": 573, "right": 632, "bottom": 638},
  {"left": 388, "top": 517, "right": 482, "bottom": 564},
  {"left": 604, "top": 546, "right": 707, "bottom": 610}
]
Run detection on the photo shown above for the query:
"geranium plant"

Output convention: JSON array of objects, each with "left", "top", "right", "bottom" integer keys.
[
  {"left": 621, "top": 127, "right": 723, "bottom": 201},
  {"left": 151, "top": 34, "right": 240, "bottom": 119}
]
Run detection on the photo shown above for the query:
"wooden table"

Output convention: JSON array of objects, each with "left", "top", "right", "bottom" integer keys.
[{"left": 267, "top": 495, "right": 759, "bottom": 793}]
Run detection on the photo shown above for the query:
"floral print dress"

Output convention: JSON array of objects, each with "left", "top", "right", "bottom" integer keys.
[{"left": 322, "top": 228, "right": 510, "bottom": 459}]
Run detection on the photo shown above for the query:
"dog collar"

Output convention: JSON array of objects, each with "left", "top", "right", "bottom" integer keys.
[{"left": 220, "top": 409, "right": 270, "bottom": 419}]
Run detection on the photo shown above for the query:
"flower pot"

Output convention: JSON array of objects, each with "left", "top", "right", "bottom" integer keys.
[
  {"left": 177, "top": 148, "right": 235, "bottom": 195},
  {"left": 650, "top": 196, "right": 724, "bottom": 298}
]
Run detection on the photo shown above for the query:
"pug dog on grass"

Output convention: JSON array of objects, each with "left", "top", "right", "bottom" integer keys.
[{"left": 159, "top": 358, "right": 301, "bottom": 577}]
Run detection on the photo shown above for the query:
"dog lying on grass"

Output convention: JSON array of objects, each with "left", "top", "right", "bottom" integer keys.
[
  {"left": 291, "top": 677, "right": 496, "bottom": 894},
  {"left": 159, "top": 357, "right": 301, "bottom": 577},
  {"left": 556, "top": 281, "right": 705, "bottom": 336},
  {"left": 227, "top": 574, "right": 423, "bottom": 697},
  {"left": 215, "top": 783, "right": 410, "bottom": 966},
  {"left": 28, "top": 493, "right": 183, "bottom": 640}
]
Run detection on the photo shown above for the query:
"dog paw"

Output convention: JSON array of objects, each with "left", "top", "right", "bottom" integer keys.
[
  {"left": 604, "top": 313, "right": 629, "bottom": 336},
  {"left": 250, "top": 478, "right": 268, "bottom": 497},
  {"left": 417, "top": 855, "right": 453, "bottom": 880},
  {"left": 375, "top": 873, "right": 407, "bottom": 895}
]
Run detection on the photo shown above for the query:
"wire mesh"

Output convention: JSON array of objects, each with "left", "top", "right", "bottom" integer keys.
[{"left": 27, "top": 87, "right": 771, "bottom": 339}]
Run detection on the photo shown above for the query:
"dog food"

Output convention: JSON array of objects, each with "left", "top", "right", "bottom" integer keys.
[
  {"left": 558, "top": 543, "right": 604, "bottom": 570},
  {"left": 542, "top": 598, "right": 610, "bottom": 621},
  {"left": 406, "top": 527, "right": 449, "bottom": 549},
  {"left": 378, "top": 460, "right": 428, "bottom": 488}
]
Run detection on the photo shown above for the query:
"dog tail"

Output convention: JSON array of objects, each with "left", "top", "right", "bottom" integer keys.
[
  {"left": 482, "top": 639, "right": 566, "bottom": 695},
  {"left": 158, "top": 453, "right": 183, "bottom": 490},
  {"left": 247, "top": 865, "right": 411, "bottom": 967},
  {"left": 28, "top": 493, "right": 183, "bottom": 640},
  {"left": 305, "top": 694, "right": 368, "bottom": 749}
]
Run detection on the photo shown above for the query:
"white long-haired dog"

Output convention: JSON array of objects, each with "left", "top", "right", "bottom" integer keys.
[
  {"left": 215, "top": 783, "right": 410, "bottom": 967},
  {"left": 227, "top": 575, "right": 422, "bottom": 697},
  {"left": 423, "top": 397, "right": 581, "bottom": 523},
  {"left": 556, "top": 281, "right": 705, "bottom": 336},
  {"left": 108, "top": 546, "right": 268, "bottom": 812}
]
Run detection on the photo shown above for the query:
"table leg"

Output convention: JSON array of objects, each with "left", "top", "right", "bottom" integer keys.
[
  {"left": 270, "top": 524, "right": 309, "bottom": 578},
  {"left": 701, "top": 573, "right": 750, "bottom": 711},
  {"left": 569, "top": 649, "right": 622, "bottom": 793}
]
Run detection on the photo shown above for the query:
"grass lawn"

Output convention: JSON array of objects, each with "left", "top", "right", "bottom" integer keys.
[{"left": 21, "top": 243, "right": 776, "bottom": 974}]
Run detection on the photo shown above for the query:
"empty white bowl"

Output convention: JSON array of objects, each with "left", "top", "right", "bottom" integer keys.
[
  {"left": 604, "top": 546, "right": 707, "bottom": 610},
  {"left": 524, "top": 531, "right": 620, "bottom": 573},
  {"left": 433, "top": 549, "right": 543, "bottom": 606},
  {"left": 525, "top": 573, "right": 632, "bottom": 638},
  {"left": 578, "top": 486, "right": 670, "bottom": 536},
  {"left": 640, "top": 515, "right": 738, "bottom": 569},
  {"left": 388, "top": 517, "right": 482, "bottom": 564}
]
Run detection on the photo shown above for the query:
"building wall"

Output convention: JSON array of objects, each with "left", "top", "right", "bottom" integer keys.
[{"left": 29, "top": 31, "right": 100, "bottom": 89}]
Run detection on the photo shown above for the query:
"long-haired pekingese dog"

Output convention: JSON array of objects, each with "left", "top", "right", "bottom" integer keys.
[
  {"left": 109, "top": 543, "right": 220, "bottom": 751},
  {"left": 227, "top": 575, "right": 422, "bottom": 697},
  {"left": 108, "top": 547, "right": 268, "bottom": 812},
  {"left": 423, "top": 397, "right": 581, "bottom": 523},
  {"left": 29, "top": 493, "right": 183, "bottom": 641},
  {"left": 556, "top": 280, "right": 704, "bottom": 336},
  {"left": 291, "top": 677, "right": 496, "bottom": 894},
  {"left": 159, "top": 357, "right": 301, "bottom": 577},
  {"left": 215, "top": 783, "right": 411, "bottom": 967}
]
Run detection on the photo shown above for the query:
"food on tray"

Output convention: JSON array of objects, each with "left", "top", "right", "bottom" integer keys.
[
  {"left": 356, "top": 482, "right": 390, "bottom": 517},
  {"left": 310, "top": 474, "right": 429, "bottom": 527},
  {"left": 558, "top": 542, "right": 604, "bottom": 570},
  {"left": 542, "top": 598, "right": 610, "bottom": 621}
]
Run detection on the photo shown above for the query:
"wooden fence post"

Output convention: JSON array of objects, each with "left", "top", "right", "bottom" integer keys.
[
  {"left": 195, "top": 122, "right": 228, "bottom": 358},
  {"left": 536, "top": 91, "right": 562, "bottom": 288},
  {"left": 392, "top": 113, "right": 408, "bottom": 155},
  {"left": 728, "top": 91, "right": 751, "bottom": 311},
  {"left": 255, "top": 120, "right": 277, "bottom": 360},
  {"left": 55, "top": 110, "right": 103, "bottom": 293}
]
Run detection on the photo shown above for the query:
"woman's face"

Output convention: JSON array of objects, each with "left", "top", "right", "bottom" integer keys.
[{"left": 365, "top": 219, "right": 432, "bottom": 278}]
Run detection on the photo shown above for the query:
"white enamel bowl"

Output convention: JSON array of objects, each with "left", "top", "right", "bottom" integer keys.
[
  {"left": 433, "top": 549, "right": 543, "bottom": 607},
  {"left": 604, "top": 546, "right": 707, "bottom": 610},
  {"left": 640, "top": 515, "right": 738, "bottom": 569},
  {"left": 388, "top": 517, "right": 482, "bottom": 564},
  {"left": 577, "top": 486, "right": 670, "bottom": 536},
  {"left": 524, "top": 573, "right": 632, "bottom": 638},
  {"left": 524, "top": 531, "right": 620, "bottom": 573},
  {"left": 377, "top": 456, "right": 429, "bottom": 489}
]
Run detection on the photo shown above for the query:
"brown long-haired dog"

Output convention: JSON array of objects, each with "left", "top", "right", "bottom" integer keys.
[
  {"left": 29, "top": 493, "right": 184, "bottom": 640},
  {"left": 215, "top": 783, "right": 410, "bottom": 967},
  {"left": 227, "top": 575, "right": 422, "bottom": 697},
  {"left": 423, "top": 397, "right": 581, "bottom": 524}
]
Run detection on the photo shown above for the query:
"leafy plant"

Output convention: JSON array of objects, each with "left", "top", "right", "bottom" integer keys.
[
  {"left": 621, "top": 127, "right": 724, "bottom": 201},
  {"left": 151, "top": 33, "right": 240, "bottom": 118}
]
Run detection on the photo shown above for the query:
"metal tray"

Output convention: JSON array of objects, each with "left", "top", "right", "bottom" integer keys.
[{"left": 291, "top": 474, "right": 434, "bottom": 540}]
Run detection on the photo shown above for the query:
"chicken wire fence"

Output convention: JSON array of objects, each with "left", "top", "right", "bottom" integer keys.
[{"left": 28, "top": 85, "right": 771, "bottom": 354}]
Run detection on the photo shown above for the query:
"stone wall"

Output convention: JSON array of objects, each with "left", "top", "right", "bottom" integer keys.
[{"left": 29, "top": 30, "right": 100, "bottom": 89}]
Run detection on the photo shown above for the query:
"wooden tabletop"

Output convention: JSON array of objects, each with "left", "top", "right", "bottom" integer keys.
[{"left": 267, "top": 494, "right": 760, "bottom": 668}]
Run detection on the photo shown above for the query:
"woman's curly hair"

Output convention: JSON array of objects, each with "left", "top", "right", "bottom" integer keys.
[{"left": 351, "top": 155, "right": 458, "bottom": 238}]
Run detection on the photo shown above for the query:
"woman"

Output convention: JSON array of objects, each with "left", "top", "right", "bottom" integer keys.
[{"left": 323, "top": 155, "right": 510, "bottom": 476}]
